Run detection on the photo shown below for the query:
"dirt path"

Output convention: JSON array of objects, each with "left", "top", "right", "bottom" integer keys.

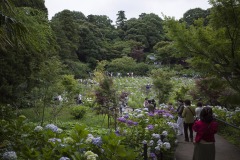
[{"left": 174, "top": 133, "right": 240, "bottom": 160}]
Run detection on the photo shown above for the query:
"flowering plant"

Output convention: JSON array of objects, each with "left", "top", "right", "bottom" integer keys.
[{"left": 116, "top": 106, "right": 177, "bottom": 159}]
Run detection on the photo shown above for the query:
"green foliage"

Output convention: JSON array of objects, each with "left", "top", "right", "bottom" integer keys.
[
  {"left": 188, "top": 77, "right": 237, "bottom": 106},
  {"left": 117, "top": 108, "right": 177, "bottom": 159},
  {"left": 11, "top": 0, "right": 48, "bottom": 14},
  {"left": 0, "top": 0, "right": 27, "bottom": 50},
  {"left": 165, "top": 0, "right": 240, "bottom": 95},
  {"left": 107, "top": 56, "right": 150, "bottom": 76},
  {"left": 124, "top": 13, "right": 165, "bottom": 51},
  {"left": 127, "top": 100, "right": 139, "bottom": 109},
  {"left": 0, "top": 105, "right": 16, "bottom": 121},
  {"left": 153, "top": 41, "right": 179, "bottom": 66},
  {"left": 70, "top": 106, "right": 88, "bottom": 119},
  {"left": 95, "top": 74, "right": 118, "bottom": 129},
  {"left": 150, "top": 68, "right": 174, "bottom": 103},
  {"left": 181, "top": 8, "right": 210, "bottom": 26},
  {"left": 0, "top": 5, "right": 59, "bottom": 105},
  {"left": 58, "top": 75, "right": 79, "bottom": 94},
  {"left": 0, "top": 115, "right": 138, "bottom": 160},
  {"left": 116, "top": 10, "right": 127, "bottom": 29}
]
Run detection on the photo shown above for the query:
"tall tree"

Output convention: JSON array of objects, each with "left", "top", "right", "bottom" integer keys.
[
  {"left": 0, "top": 4, "right": 59, "bottom": 105},
  {"left": 124, "top": 13, "right": 165, "bottom": 52},
  {"left": 0, "top": 0, "right": 27, "bottom": 50},
  {"left": 116, "top": 10, "right": 127, "bottom": 29},
  {"left": 11, "top": 0, "right": 48, "bottom": 14},
  {"left": 181, "top": 8, "right": 210, "bottom": 26},
  {"left": 165, "top": 0, "right": 240, "bottom": 94},
  {"left": 50, "top": 10, "right": 90, "bottom": 78}
]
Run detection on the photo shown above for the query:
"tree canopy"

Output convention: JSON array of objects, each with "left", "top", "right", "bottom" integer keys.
[{"left": 165, "top": 0, "right": 240, "bottom": 93}]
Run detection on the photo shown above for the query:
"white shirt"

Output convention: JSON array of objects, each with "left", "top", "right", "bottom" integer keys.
[{"left": 195, "top": 107, "right": 203, "bottom": 119}]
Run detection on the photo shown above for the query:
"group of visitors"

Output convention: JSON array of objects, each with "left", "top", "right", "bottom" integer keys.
[
  {"left": 143, "top": 97, "right": 156, "bottom": 113},
  {"left": 176, "top": 99, "right": 218, "bottom": 160}
]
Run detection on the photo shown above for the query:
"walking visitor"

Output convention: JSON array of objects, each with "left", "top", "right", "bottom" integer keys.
[
  {"left": 176, "top": 100, "right": 184, "bottom": 135},
  {"left": 182, "top": 99, "right": 195, "bottom": 142},
  {"left": 192, "top": 107, "right": 218, "bottom": 160}
]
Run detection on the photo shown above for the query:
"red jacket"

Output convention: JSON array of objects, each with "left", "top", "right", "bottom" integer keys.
[{"left": 193, "top": 120, "right": 218, "bottom": 143}]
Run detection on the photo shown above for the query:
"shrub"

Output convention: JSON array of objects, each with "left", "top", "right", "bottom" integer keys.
[{"left": 70, "top": 106, "right": 88, "bottom": 119}]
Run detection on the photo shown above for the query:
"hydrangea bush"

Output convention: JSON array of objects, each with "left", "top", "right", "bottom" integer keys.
[
  {"left": 0, "top": 116, "right": 136, "bottom": 160},
  {"left": 116, "top": 105, "right": 178, "bottom": 159}
]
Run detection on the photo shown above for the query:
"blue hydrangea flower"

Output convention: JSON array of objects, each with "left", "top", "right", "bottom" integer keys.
[
  {"left": 2, "top": 151, "right": 17, "bottom": 160},
  {"left": 152, "top": 133, "right": 160, "bottom": 139},
  {"left": 92, "top": 137, "right": 102, "bottom": 147},
  {"left": 48, "top": 138, "right": 62, "bottom": 143},
  {"left": 45, "top": 124, "right": 59, "bottom": 132},
  {"left": 59, "top": 157, "right": 70, "bottom": 160}
]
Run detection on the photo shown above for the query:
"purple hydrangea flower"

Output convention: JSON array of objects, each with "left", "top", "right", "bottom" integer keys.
[
  {"left": 126, "top": 120, "right": 135, "bottom": 126},
  {"left": 115, "top": 130, "right": 121, "bottom": 136},
  {"left": 123, "top": 115, "right": 129, "bottom": 119},
  {"left": 147, "top": 124, "right": 154, "bottom": 130},
  {"left": 133, "top": 122, "right": 138, "bottom": 126},
  {"left": 148, "top": 112, "right": 155, "bottom": 117},
  {"left": 117, "top": 117, "right": 127, "bottom": 123},
  {"left": 149, "top": 152, "right": 156, "bottom": 158}
]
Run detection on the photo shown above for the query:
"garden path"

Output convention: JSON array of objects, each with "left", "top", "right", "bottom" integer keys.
[{"left": 174, "top": 133, "right": 240, "bottom": 160}]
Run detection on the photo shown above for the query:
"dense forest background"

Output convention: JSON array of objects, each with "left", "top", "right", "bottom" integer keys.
[{"left": 1, "top": 0, "right": 240, "bottom": 108}]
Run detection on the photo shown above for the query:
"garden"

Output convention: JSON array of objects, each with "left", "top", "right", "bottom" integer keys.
[
  {"left": 1, "top": 72, "right": 240, "bottom": 160},
  {"left": 1, "top": 0, "right": 240, "bottom": 159}
]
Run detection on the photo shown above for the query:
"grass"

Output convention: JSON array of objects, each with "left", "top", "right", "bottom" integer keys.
[{"left": 20, "top": 105, "right": 111, "bottom": 129}]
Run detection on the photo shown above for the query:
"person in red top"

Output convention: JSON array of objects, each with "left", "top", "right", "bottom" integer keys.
[{"left": 192, "top": 106, "right": 218, "bottom": 160}]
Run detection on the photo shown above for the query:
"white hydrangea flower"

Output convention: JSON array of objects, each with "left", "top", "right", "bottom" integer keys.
[
  {"left": 143, "top": 108, "right": 148, "bottom": 111},
  {"left": 59, "top": 157, "right": 70, "bottom": 160},
  {"left": 142, "top": 140, "right": 147, "bottom": 144},
  {"left": 57, "top": 128, "right": 63, "bottom": 133},
  {"left": 157, "top": 139, "right": 163, "bottom": 146},
  {"left": 149, "top": 140, "right": 154, "bottom": 146},
  {"left": 162, "top": 131, "right": 168, "bottom": 136},
  {"left": 84, "top": 151, "right": 98, "bottom": 160},
  {"left": 48, "top": 138, "right": 62, "bottom": 143},
  {"left": 2, "top": 151, "right": 17, "bottom": 160},
  {"left": 34, "top": 126, "right": 43, "bottom": 132},
  {"left": 155, "top": 145, "right": 161, "bottom": 151},
  {"left": 86, "top": 134, "right": 94, "bottom": 143},
  {"left": 136, "top": 114, "right": 144, "bottom": 118},
  {"left": 63, "top": 137, "right": 74, "bottom": 144},
  {"left": 163, "top": 142, "right": 171, "bottom": 149},
  {"left": 152, "top": 133, "right": 160, "bottom": 139}
]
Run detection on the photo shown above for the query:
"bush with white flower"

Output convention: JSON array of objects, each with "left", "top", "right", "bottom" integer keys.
[
  {"left": 116, "top": 108, "right": 177, "bottom": 159},
  {"left": 0, "top": 116, "right": 137, "bottom": 160}
]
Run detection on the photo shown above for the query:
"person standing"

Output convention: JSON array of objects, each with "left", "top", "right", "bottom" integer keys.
[
  {"left": 176, "top": 100, "right": 184, "bottom": 135},
  {"left": 143, "top": 98, "right": 149, "bottom": 108},
  {"left": 195, "top": 102, "right": 203, "bottom": 120},
  {"left": 192, "top": 107, "right": 218, "bottom": 160},
  {"left": 182, "top": 99, "right": 195, "bottom": 142}
]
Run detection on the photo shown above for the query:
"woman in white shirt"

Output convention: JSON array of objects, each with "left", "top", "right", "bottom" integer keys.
[{"left": 195, "top": 102, "right": 203, "bottom": 120}]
